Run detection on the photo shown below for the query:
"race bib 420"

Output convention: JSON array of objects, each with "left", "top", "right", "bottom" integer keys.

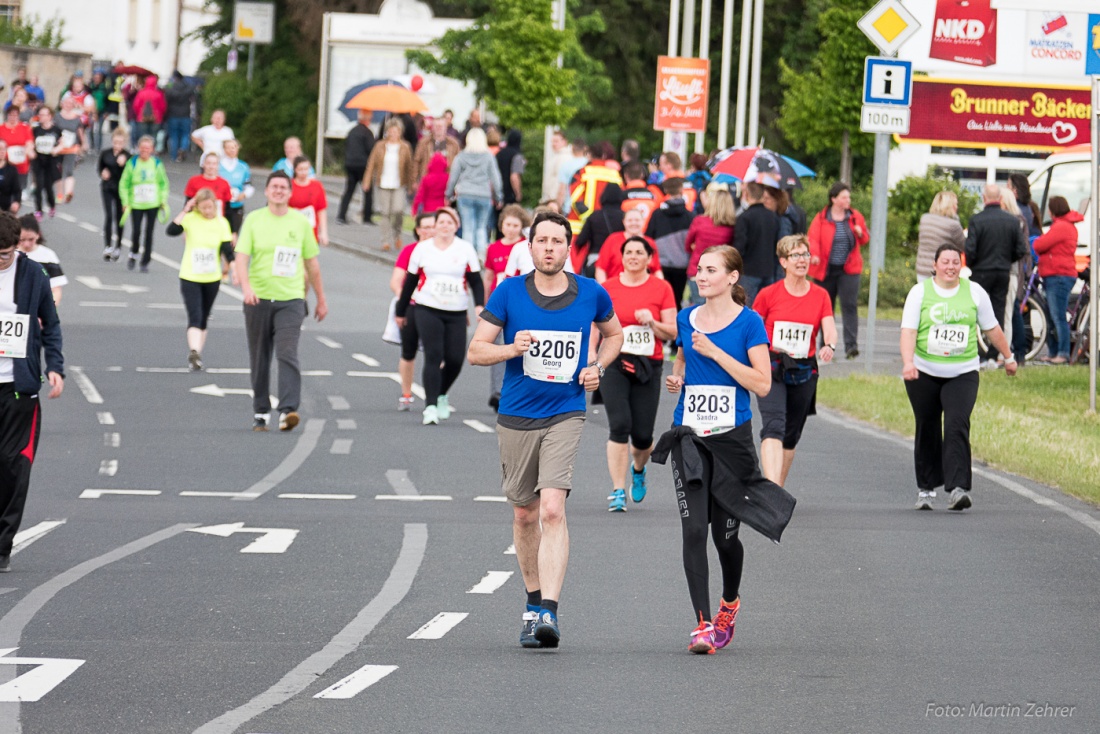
[{"left": 0, "top": 313, "right": 30, "bottom": 359}]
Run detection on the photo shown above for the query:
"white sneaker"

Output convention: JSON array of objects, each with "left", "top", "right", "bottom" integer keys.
[
  {"left": 422, "top": 405, "right": 439, "bottom": 425},
  {"left": 436, "top": 394, "right": 451, "bottom": 420},
  {"left": 915, "top": 491, "right": 935, "bottom": 511},
  {"left": 947, "top": 488, "right": 972, "bottom": 511}
]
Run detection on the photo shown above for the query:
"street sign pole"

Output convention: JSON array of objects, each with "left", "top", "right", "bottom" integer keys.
[{"left": 866, "top": 131, "right": 890, "bottom": 373}]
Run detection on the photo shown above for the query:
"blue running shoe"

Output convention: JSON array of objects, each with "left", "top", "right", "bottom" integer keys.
[
  {"left": 534, "top": 609, "right": 560, "bottom": 648},
  {"left": 630, "top": 465, "right": 648, "bottom": 503},
  {"left": 520, "top": 611, "right": 541, "bottom": 648},
  {"left": 608, "top": 488, "right": 626, "bottom": 512}
]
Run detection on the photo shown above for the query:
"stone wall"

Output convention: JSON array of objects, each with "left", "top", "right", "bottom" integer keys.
[{"left": 0, "top": 44, "right": 93, "bottom": 105}]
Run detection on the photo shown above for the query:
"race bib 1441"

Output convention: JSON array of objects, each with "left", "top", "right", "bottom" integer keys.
[{"left": 772, "top": 320, "right": 813, "bottom": 358}]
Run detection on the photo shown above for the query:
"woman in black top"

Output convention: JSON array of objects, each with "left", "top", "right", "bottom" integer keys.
[
  {"left": 31, "top": 106, "right": 61, "bottom": 219},
  {"left": 97, "top": 128, "right": 130, "bottom": 260}
]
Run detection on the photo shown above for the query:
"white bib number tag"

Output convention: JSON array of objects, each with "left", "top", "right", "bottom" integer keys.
[
  {"left": 621, "top": 325, "right": 656, "bottom": 357},
  {"left": 7, "top": 146, "right": 26, "bottom": 164},
  {"left": 133, "top": 183, "right": 158, "bottom": 205},
  {"left": 426, "top": 275, "right": 465, "bottom": 310},
  {"left": 272, "top": 246, "right": 300, "bottom": 278},
  {"left": 523, "top": 330, "right": 582, "bottom": 383},
  {"left": 683, "top": 385, "right": 736, "bottom": 436},
  {"left": 0, "top": 314, "right": 29, "bottom": 359},
  {"left": 300, "top": 205, "right": 316, "bottom": 228},
  {"left": 772, "top": 320, "right": 813, "bottom": 358},
  {"left": 60, "top": 130, "right": 77, "bottom": 149},
  {"left": 191, "top": 248, "right": 218, "bottom": 276},
  {"left": 34, "top": 135, "right": 56, "bottom": 155},
  {"left": 927, "top": 323, "right": 970, "bottom": 357}
]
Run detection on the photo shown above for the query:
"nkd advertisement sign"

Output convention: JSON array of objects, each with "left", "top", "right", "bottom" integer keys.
[
  {"left": 653, "top": 56, "right": 711, "bottom": 133},
  {"left": 898, "top": 78, "right": 1092, "bottom": 152}
]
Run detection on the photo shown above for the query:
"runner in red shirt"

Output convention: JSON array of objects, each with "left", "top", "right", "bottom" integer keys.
[
  {"left": 0, "top": 107, "right": 33, "bottom": 187},
  {"left": 288, "top": 155, "right": 328, "bottom": 245},
  {"left": 599, "top": 235, "right": 678, "bottom": 512},
  {"left": 184, "top": 152, "right": 233, "bottom": 216},
  {"left": 752, "top": 234, "right": 837, "bottom": 487},
  {"left": 388, "top": 212, "right": 436, "bottom": 412},
  {"left": 596, "top": 207, "right": 662, "bottom": 282}
]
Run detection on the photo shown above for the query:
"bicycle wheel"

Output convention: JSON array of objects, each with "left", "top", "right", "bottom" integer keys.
[
  {"left": 1070, "top": 298, "right": 1090, "bottom": 365},
  {"left": 979, "top": 293, "right": 1048, "bottom": 362}
]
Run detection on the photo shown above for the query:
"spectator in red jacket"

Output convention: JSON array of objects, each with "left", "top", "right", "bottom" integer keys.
[
  {"left": 808, "top": 182, "right": 869, "bottom": 359},
  {"left": 411, "top": 153, "right": 448, "bottom": 216},
  {"left": 685, "top": 184, "right": 736, "bottom": 304},
  {"left": 130, "top": 76, "right": 166, "bottom": 147},
  {"left": 1033, "top": 195, "right": 1083, "bottom": 363}
]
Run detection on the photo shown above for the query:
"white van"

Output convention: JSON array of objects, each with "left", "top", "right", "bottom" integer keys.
[{"left": 1027, "top": 144, "right": 1092, "bottom": 273}]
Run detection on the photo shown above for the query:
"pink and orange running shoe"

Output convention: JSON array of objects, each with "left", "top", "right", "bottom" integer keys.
[{"left": 712, "top": 597, "right": 741, "bottom": 650}]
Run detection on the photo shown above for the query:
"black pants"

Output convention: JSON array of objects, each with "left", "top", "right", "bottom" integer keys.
[
  {"left": 181, "top": 278, "right": 220, "bottom": 330},
  {"left": 904, "top": 370, "right": 979, "bottom": 492},
  {"left": 0, "top": 384, "right": 41, "bottom": 557},
  {"left": 338, "top": 165, "right": 371, "bottom": 222},
  {"left": 758, "top": 373, "right": 817, "bottom": 449},
  {"left": 33, "top": 156, "right": 58, "bottom": 212},
  {"left": 414, "top": 305, "right": 467, "bottom": 406},
  {"left": 821, "top": 264, "right": 860, "bottom": 353},
  {"left": 663, "top": 267, "right": 688, "bottom": 311},
  {"left": 399, "top": 304, "right": 420, "bottom": 362},
  {"left": 101, "top": 187, "right": 123, "bottom": 248},
  {"left": 226, "top": 207, "right": 244, "bottom": 234},
  {"left": 130, "top": 208, "right": 157, "bottom": 265},
  {"left": 243, "top": 299, "right": 306, "bottom": 415},
  {"left": 970, "top": 270, "right": 1008, "bottom": 360},
  {"left": 600, "top": 359, "right": 663, "bottom": 448}
]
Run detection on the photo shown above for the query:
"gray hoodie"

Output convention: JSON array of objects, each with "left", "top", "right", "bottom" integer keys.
[{"left": 445, "top": 150, "right": 502, "bottom": 202}]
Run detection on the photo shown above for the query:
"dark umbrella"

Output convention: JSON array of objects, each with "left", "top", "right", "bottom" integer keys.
[
  {"left": 338, "top": 79, "right": 405, "bottom": 125},
  {"left": 113, "top": 64, "right": 155, "bottom": 76}
]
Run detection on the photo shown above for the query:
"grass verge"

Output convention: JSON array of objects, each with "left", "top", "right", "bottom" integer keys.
[{"left": 817, "top": 366, "right": 1100, "bottom": 506}]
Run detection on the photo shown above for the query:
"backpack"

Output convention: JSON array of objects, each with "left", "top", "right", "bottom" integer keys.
[{"left": 140, "top": 99, "right": 155, "bottom": 123}]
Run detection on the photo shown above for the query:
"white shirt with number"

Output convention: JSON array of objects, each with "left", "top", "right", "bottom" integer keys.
[
  {"left": 522, "top": 329, "right": 582, "bottom": 382},
  {"left": 0, "top": 261, "right": 19, "bottom": 381},
  {"left": 408, "top": 237, "right": 481, "bottom": 312},
  {"left": 504, "top": 241, "right": 575, "bottom": 277},
  {"left": 192, "top": 125, "right": 236, "bottom": 163},
  {"left": 902, "top": 279, "right": 998, "bottom": 378}
]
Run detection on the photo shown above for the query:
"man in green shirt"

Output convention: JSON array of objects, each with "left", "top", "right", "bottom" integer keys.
[{"left": 235, "top": 171, "right": 328, "bottom": 431}]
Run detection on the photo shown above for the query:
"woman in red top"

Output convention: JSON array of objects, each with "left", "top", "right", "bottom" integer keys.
[
  {"left": 411, "top": 152, "right": 448, "bottom": 216},
  {"left": 807, "top": 182, "right": 869, "bottom": 359},
  {"left": 685, "top": 185, "right": 736, "bottom": 304},
  {"left": 753, "top": 234, "right": 837, "bottom": 486},
  {"left": 184, "top": 153, "right": 233, "bottom": 216},
  {"left": 596, "top": 207, "right": 662, "bottom": 282},
  {"left": 1033, "top": 195, "right": 1083, "bottom": 363},
  {"left": 289, "top": 155, "right": 328, "bottom": 245},
  {"left": 598, "top": 235, "right": 678, "bottom": 511}
]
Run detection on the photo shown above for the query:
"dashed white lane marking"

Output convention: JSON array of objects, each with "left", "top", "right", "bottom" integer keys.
[
  {"left": 346, "top": 372, "right": 427, "bottom": 400},
  {"left": 463, "top": 419, "right": 495, "bottom": 433},
  {"left": 12, "top": 521, "right": 66, "bottom": 554},
  {"left": 80, "top": 489, "right": 161, "bottom": 499},
  {"left": 103, "top": 432, "right": 120, "bottom": 448},
  {"left": 137, "top": 367, "right": 190, "bottom": 373},
  {"left": 407, "top": 613, "right": 468, "bottom": 640},
  {"left": 330, "top": 439, "right": 353, "bottom": 455},
  {"left": 352, "top": 353, "right": 380, "bottom": 367},
  {"left": 327, "top": 395, "right": 350, "bottom": 410},
  {"left": 96, "top": 411, "right": 115, "bottom": 425},
  {"left": 180, "top": 491, "right": 244, "bottom": 498},
  {"left": 55, "top": 212, "right": 77, "bottom": 223},
  {"left": 79, "top": 222, "right": 99, "bottom": 233},
  {"left": 107, "top": 366, "right": 122, "bottom": 372},
  {"left": 313, "top": 664, "right": 398, "bottom": 699},
  {"left": 316, "top": 336, "right": 343, "bottom": 349},
  {"left": 467, "top": 571, "right": 513, "bottom": 594},
  {"left": 375, "top": 495, "right": 452, "bottom": 501},
  {"left": 98, "top": 460, "right": 118, "bottom": 477},
  {"left": 78, "top": 301, "right": 128, "bottom": 308},
  {"left": 278, "top": 493, "right": 357, "bottom": 500},
  {"left": 69, "top": 367, "right": 104, "bottom": 404},
  {"left": 337, "top": 419, "right": 357, "bottom": 430},
  {"left": 474, "top": 496, "right": 507, "bottom": 503},
  {"left": 504, "top": 544, "right": 516, "bottom": 555},
  {"left": 147, "top": 303, "right": 185, "bottom": 309}
]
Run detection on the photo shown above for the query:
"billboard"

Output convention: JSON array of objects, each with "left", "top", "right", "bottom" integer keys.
[
  {"left": 898, "top": 78, "right": 1092, "bottom": 151},
  {"left": 653, "top": 56, "right": 711, "bottom": 133}
]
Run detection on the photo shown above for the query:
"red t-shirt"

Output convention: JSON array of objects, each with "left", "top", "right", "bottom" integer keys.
[
  {"left": 289, "top": 179, "right": 328, "bottom": 238},
  {"left": 596, "top": 232, "right": 662, "bottom": 280},
  {"left": 184, "top": 175, "right": 233, "bottom": 216},
  {"left": 0, "top": 123, "right": 33, "bottom": 174},
  {"left": 752, "top": 280, "right": 834, "bottom": 359},
  {"left": 685, "top": 215, "right": 736, "bottom": 277},
  {"left": 484, "top": 239, "right": 519, "bottom": 295},
  {"left": 602, "top": 274, "right": 676, "bottom": 361}
]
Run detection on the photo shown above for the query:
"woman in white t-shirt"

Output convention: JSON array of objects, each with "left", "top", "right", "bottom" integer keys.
[
  {"left": 394, "top": 207, "right": 485, "bottom": 425},
  {"left": 189, "top": 110, "right": 235, "bottom": 165},
  {"left": 900, "top": 244, "right": 1016, "bottom": 513}
]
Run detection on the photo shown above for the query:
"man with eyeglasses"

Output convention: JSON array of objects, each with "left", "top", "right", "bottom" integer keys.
[{"left": 0, "top": 210, "right": 64, "bottom": 573}]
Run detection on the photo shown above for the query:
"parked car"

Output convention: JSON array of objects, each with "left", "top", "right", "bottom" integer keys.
[{"left": 1028, "top": 144, "right": 1092, "bottom": 273}]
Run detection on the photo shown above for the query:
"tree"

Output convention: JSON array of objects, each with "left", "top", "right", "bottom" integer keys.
[
  {"left": 0, "top": 14, "right": 64, "bottom": 48},
  {"left": 407, "top": 0, "right": 611, "bottom": 130},
  {"left": 779, "top": 3, "right": 876, "bottom": 183}
]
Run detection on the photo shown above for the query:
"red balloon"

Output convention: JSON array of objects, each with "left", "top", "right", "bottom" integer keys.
[{"left": 410, "top": 75, "right": 424, "bottom": 92}]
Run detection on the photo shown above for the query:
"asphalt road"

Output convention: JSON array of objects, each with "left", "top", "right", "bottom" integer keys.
[{"left": 1, "top": 159, "right": 1098, "bottom": 734}]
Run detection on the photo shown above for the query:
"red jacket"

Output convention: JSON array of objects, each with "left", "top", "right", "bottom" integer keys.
[
  {"left": 412, "top": 153, "right": 448, "bottom": 215},
  {"left": 130, "top": 77, "right": 166, "bottom": 125},
  {"left": 807, "top": 207, "right": 870, "bottom": 281},
  {"left": 1033, "top": 211, "right": 1083, "bottom": 278}
]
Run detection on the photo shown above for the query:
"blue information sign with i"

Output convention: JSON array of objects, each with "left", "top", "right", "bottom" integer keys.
[{"left": 862, "top": 57, "right": 912, "bottom": 107}]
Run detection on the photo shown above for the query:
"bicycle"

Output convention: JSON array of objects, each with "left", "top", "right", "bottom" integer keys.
[
  {"left": 977, "top": 264, "right": 1049, "bottom": 363},
  {"left": 1069, "top": 267, "right": 1091, "bottom": 365}
]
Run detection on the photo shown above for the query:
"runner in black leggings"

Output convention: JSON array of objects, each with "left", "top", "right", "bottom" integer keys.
[{"left": 390, "top": 212, "right": 436, "bottom": 412}]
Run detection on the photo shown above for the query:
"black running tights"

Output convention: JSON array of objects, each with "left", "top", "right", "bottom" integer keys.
[{"left": 414, "top": 305, "right": 467, "bottom": 406}]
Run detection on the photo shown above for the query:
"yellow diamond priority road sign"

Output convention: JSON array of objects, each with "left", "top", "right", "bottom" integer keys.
[{"left": 857, "top": 0, "right": 920, "bottom": 57}]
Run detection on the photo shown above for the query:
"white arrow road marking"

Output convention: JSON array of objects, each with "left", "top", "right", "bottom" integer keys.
[
  {"left": 0, "top": 649, "right": 84, "bottom": 702},
  {"left": 352, "top": 353, "right": 380, "bottom": 367},
  {"left": 98, "top": 460, "right": 118, "bottom": 476},
  {"left": 467, "top": 571, "right": 513, "bottom": 594},
  {"left": 187, "top": 522, "right": 299, "bottom": 553},
  {"left": 408, "top": 613, "right": 468, "bottom": 640},
  {"left": 374, "top": 495, "right": 452, "bottom": 501},
  {"left": 96, "top": 411, "right": 115, "bottom": 425},
  {"left": 316, "top": 336, "right": 343, "bottom": 349},
  {"left": 190, "top": 384, "right": 254, "bottom": 398},
  {"left": 80, "top": 489, "right": 160, "bottom": 499},
  {"left": 327, "top": 395, "right": 350, "bottom": 410},
  {"left": 330, "top": 439, "right": 352, "bottom": 455},
  {"left": 314, "top": 664, "right": 397, "bottom": 699},
  {"left": 346, "top": 371, "right": 426, "bottom": 400},
  {"left": 12, "top": 521, "right": 65, "bottom": 554},
  {"left": 504, "top": 544, "right": 516, "bottom": 555},
  {"left": 180, "top": 492, "right": 246, "bottom": 498},
  {"left": 278, "top": 493, "right": 356, "bottom": 500},
  {"left": 463, "top": 419, "right": 495, "bottom": 433},
  {"left": 75, "top": 275, "right": 149, "bottom": 295},
  {"left": 69, "top": 367, "right": 103, "bottom": 405}
]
